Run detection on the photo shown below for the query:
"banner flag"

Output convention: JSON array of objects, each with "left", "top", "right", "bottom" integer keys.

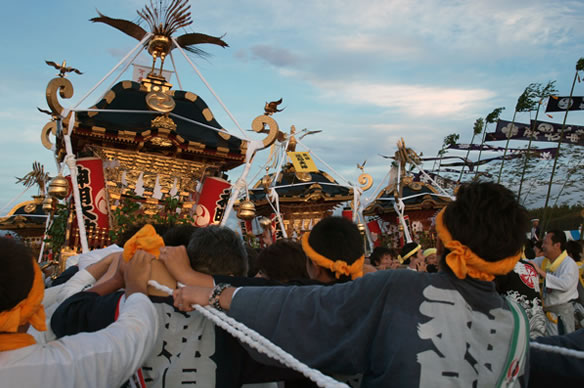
[
  {"left": 545, "top": 96, "right": 584, "bottom": 112},
  {"left": 485, "top": 119, "right": 584, "bottom": 146},
  {"left": 288, "top": 152, "right": 319, "bottom": 172},
  {"left": 75, "top": 157, "right": 109, "bottom": 230}
]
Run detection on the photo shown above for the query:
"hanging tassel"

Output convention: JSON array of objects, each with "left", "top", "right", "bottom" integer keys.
[
  {"left": 152, "top": 174, "right": 163, "bottom": 200},
  {"left": 135, "top": 172, "right": 145, "bottom": 196}
]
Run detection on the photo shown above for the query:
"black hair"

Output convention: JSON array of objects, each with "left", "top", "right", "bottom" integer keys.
[
  {"left": 245, "top": 246, "right": 260, "bottom": 277},
  {"left": 162, "top": 224, "right": 198, "bottom": 246},
  {"left": 186, "top": 226, "right": 248, "bottom": 276},
  {"left": 369, "top": 246, "right": 393, "bottom": 266},
  {"left": 566, "top": 240, "right": 582, "bottom": 261},
  {"left": 442, "top": 182, "right": 528, "bottom": 262},
  {"left": 308, "top": 216, "right": 363, "bottom": 282},
  {"left": 533, "top": 240, "right": 543, "bottom": 251},
  {"left": 523, "top": 238, "right": 535, "bottom": 260},
  {"left": 0, "top": 238, "right": 34, "bottom": 312},
  {"left": 257, "top": 239, "right": 309, "bottom": 282},
  {"left": 400, "top": 242, "right": 420, "bottom": 265},
  {"left": 547, "top": 230, "right": 567, "bottom": 252}
]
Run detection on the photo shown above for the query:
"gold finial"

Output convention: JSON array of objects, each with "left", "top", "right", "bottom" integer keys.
[{"left": 91, "top": 0, "right": 228, "bottom": 79}]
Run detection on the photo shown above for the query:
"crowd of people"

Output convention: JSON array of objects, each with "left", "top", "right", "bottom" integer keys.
[{"left": 1, "top": 182, "right": 583, "bottom": 387}]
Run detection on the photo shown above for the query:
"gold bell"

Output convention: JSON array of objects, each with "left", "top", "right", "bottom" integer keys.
[
  {"left": 237, "top": 200, "right": 256, "bottom": 220},
  {"left": 259, "top": 217, "right": 272, "bottom": 230},
  {"left": 42, "top": 196, "right": 54, "bottom": 214},
  {"left": 48, "top": 174, "right": 69, "bottom": 199},
  {"left": 357, "top": 223, "right": 366, "bottom": 234}
]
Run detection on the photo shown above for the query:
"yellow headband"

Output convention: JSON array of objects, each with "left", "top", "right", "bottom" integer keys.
[
  {"left": 301, "top": 232, "right": 364, "bottom": 280},
  {"left": 436, "top": 208, "right": 521, "bottom": 281},
  {"left": 0, "top": 260, "right": 47, "bottom": 351},
  {"left": 398, "top": 244, "right": 421, "bottom": 264}
]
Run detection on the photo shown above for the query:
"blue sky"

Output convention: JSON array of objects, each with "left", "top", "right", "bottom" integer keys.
[{"left": 1, "top": 0, "right": 583, "bottom": 215}]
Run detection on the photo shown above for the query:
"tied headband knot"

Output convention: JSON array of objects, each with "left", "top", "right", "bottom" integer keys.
[
  {"left": 436, "top": 208, "right": 521, "bottom": 281},
  {"left": 0, "top": 261, "right": 47, "bottom": 351},
  {"left": 123, "top": 224, "right": 165, "bottom": 262},
  {"left": 301, "top": 232, "right": 364, "bottom": 280}
]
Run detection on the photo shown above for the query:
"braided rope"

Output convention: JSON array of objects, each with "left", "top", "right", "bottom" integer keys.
[
  {"left": 147, "top": 280, "right": 348, "bottom": 388},
  {"left": 530, "top": 342, "right": 584, "bottom": 359}
]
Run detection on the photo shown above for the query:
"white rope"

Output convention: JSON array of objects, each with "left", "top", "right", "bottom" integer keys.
[
  {"left": 266, "top": 188, "right": 288, "bottom": 238},
  {"left": 37, "top": 214, "right": 52, "bottom": 263},
  {"left": 171, "top": 37, "right": 249, "bottom": 140},
  {"left": 0, "top": 185, "right": 31, "bottom": 216},
  {"left": 169, "top": 51, "right": 183, "bottom": 90},
  {"left": 409, "top": 159, "right": 454, "bottom": 200},
  {"left": 293, "top": 139, "right": 352, "bottom": 186},
  {"left": 60, "top": 113, "right": 89, "bottom": 253},
  {"left": 98, "top": 41, "right": 144, "bottom": 102},
  {"left": 266, "top": 182, "right": 352, "bottom": 190},
  {"left": 68, "top": 108, "right": 238, "bottom": 139},
  {"left": 147, "top": 280, "right": 347, "bottom": 388},
  {"left": 71, "top": 33, "right": 152, "bottom": 110},
  {"left": 530, "top": 342, "right": 584, "bottom": 359},
  {"left": 220, "top": 140, "right": 264, "bottom": 226}
]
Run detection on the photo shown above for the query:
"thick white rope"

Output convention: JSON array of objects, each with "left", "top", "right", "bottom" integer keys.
[
  {"left": 147, "top": 280, "right": 347, "bottom": 387},
  {"left": 37, "top": 214, "right": 52, "bottom": 263},
  {"left": 171, "top": 37, "right": 249, "bottom": 141},
  {"left": 61, "top": 113, "right": 89, "bottom": 253},
  {"left": 71, "top": 33, "right": 152, "bottom": 111},
  {"left": 266, "top": 188, "right": 288, "bottom": 238},
  {"left": 530, "top": 342, "right": 584, "bottom": 359}
]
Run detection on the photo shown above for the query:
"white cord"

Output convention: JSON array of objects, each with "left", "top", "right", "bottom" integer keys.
[
  {"left": 530, "top": 342, "right": 584, "bottom": 359},
  {"left": 147, "top": 280, "right": 348, "bottom": 388}
]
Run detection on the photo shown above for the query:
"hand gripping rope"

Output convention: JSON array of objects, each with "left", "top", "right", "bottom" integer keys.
[{"left": 147, "top": 280, "right": 349, "bottom": 388}]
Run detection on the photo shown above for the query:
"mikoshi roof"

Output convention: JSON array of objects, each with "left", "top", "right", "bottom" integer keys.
[
  {"left": 0, "top": 198, "right": 46, "bottom": 229},
  {"left": 250, "top": 163, "right": 353, "bottom": 206},
  {"left": 364, "top": 179, "right": 450, "bottom": 216},
  {"left": 67, "top": 81, "right": 246, "bottom": 170}
]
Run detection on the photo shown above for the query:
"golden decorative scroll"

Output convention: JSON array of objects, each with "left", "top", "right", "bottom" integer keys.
[
  {"left": 46, "top": 77, "right": 73, "bottom": 116},
  {"left": 41, "top": 121, "right": 57, "bottom": 150},
  {"left": 251, "top": 115, "right": 279, "bottom": 148},
  {"left": 358, "top": 173, "right": 373, "bottom": 191}
]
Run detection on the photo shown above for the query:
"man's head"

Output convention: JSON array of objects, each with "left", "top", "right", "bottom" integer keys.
[
  {"left": 257, "top": 239, "right": 309, "bottom": 282},
  {"left": 0, "top": 237, "right": 34, "bottom": 312},
  {"left": 186, "top": 226, "right": 248, "bottom": 276},
  {"left": 542, "top": 230, "right": 566, "bottom": 260},
  {"left": 441, "top": 182, "right": 528, "bottom": 263},
  {"left": 305, "top": 216, "right": 363, "bottom": 283},
  {"left": 531, "top": 218, "right": 540, "bottom": 227},
  {"left": 369, "top": 247, "right": 394, "bottom": 267},
  {"left": 400, "top": 242, "right": 424, "bottom": 266}
]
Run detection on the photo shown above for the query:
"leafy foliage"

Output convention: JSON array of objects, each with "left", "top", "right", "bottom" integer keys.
[
  {"left": 515, "top": 84, "right": 538, "bottom": 112},
  {"left": 473, "top": 118, "right": 484, "bottom": 136},
  {"left": 44, "top": 204, "right": 69, "bottom": 259},
  {"left": 485, "top": 107, "right": 505, "bottom": 124}
]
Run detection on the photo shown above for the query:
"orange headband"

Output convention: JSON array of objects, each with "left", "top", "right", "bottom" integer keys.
[
  {"left": 301, "top": 232, "right": 364, "bottom": 280},
  {"left": 0, "top": 260, "right": 47, "bottom": 351},
  {"left": 435, "top": 208, "right": 521, "bottom": 281},
  {"left": 123, "top": 224, "right": 165, "bottom": 262}
]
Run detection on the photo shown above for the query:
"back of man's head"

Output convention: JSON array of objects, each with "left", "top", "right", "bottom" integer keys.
[
  {"left": 186, "top": 226, "right": 248, "bottom": 276},
  {"left": 548, "top": 229, "right": 567, "bottom": 252},
  {"left": 163, "top": 224, "right": 198, "bottom": 246},
  {"left": 443, "top": 182, "right": 528, "bottom": 262},
  {"left": 0, "top": 237, "right": 34, "bottom": 312},
  {"left": 257, "top": 239, "right": 309, "bottom": 282},
  {"left": 308, "top": 216, "right": 363, "bottom": 281}
]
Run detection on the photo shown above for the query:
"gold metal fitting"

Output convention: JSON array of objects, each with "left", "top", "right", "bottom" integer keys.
[
  {"left": 237, "top": 200, "right": 256, "bottom": 220},
  {"left": 48, "top": 174, "right": 69, "bottom": 199},
  {"left": 42, "top": 196, "right": 54, "bottom": 214},
  {"left": 259, "top": 216, "right": 272, "bottom": 230}
]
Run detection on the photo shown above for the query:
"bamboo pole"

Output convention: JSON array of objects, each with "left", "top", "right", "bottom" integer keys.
[{"left": 497, "top": 110, "right": 518, "bottom": 183}]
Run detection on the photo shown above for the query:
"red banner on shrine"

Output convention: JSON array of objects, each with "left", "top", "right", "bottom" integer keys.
[
  {"left": 75, "top": 157, "right": 109, "bottom": 230},
  {"left": 193, "top": 177, "right": 231, "bottom": 227},
  {"left": 367, "top": 220, "right": 382, "bottom": 247}
]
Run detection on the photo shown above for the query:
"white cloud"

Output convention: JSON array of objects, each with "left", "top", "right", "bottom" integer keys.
[{"left": 314, "top": 80, "right": 494, "bottom": 117}]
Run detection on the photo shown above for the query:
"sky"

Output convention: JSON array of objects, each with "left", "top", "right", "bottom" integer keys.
[{"left": 1, "top": 0, "right": 584, "bottom": 216}]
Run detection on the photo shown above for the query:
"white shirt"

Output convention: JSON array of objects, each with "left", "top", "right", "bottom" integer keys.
[
  {"left": 0, "top": 293, "right": 158, "bottom": 388},
  {"left": 532, "top": 255, "right": 579, "bottom": 306},
  {"left": 66, "top": 244, "right": 123, "bottom": 270},
  {"left": 28, "top": 269, "right": 97, "bottom": 344}
]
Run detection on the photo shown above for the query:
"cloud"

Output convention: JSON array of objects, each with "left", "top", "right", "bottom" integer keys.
[
  {"left": 314, "top": 80, "right": 494, "bottom": 117},
  {"left": 248, "top": 45, "right": 302, "bottom": 67}
]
